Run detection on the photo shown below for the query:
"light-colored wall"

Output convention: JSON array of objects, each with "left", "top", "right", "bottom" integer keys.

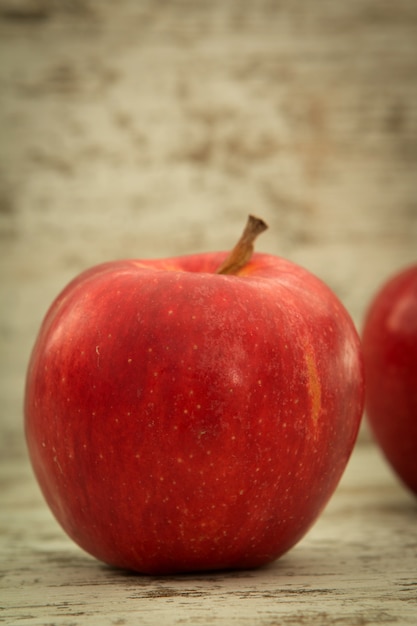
[{"left": 1, "top": 0, "right": 416, "bottom": 450}]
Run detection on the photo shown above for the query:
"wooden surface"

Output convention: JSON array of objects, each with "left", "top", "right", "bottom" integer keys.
[{"left": 1, "top": 442, "right": 416, "bottom": 625}]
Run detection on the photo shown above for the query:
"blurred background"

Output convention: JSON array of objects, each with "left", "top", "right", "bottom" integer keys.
[{"left": 1, "top": 0, "right": 416, "bottom": 456}]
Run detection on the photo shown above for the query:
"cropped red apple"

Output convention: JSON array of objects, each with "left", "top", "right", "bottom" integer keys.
[
  {"left": 362, "top": 264, "right": 417, "bottom": 496},
  {"left": 25, "top": 216, "right": 364, "bottom": 574}
]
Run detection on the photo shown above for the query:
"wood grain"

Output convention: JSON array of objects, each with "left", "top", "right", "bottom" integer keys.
[{"left": 1, "top": 445, "right": 416, "bottom": 625}]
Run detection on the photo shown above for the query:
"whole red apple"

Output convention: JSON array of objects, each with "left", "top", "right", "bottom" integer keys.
[
  {"left": 25, "top": 216, "right": 364, "bottom": 574},
  {"left": 362, "top": 264, "right": 417, "bottom": 496}
]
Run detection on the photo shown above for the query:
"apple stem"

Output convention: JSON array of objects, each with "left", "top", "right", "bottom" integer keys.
[{"left": 216, "top": 215, "right": 268, "bottom": 275}]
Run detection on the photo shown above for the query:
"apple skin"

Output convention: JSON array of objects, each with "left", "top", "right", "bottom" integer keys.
[
  {"left": 25, "top": 252, "right": 364, "bottom": 574},
  {"left": 362, "top": 264, "right": 417, "bottom": 496}
]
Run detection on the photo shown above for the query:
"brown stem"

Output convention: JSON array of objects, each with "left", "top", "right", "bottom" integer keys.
[{"left": 215, "top": 215, "right": 268, "bottom": 275}]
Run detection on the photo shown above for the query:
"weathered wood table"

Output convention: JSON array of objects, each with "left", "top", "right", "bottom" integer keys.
[{"left": 1, "top": 441, "right": 416, "bottom": 625}]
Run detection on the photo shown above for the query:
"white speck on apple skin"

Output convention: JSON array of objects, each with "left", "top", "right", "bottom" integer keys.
[{"left": 53, "top": 455, "right": 63, "bottom": 474}]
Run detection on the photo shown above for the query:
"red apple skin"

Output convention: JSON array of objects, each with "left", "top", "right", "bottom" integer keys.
[
  {"left": 25, "top": 252, "right": 364, "bottom": 574},
  {"left": 362, "top": 264, "right": 417, "bottom": 496}
]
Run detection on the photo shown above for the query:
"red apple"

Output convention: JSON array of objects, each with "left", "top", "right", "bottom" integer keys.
[
  {"left": 25, "top": 216, "right": 364, "bottom": 574},
  {"left": 362, "top": 264, "right": 417, "bottom": 496}
]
